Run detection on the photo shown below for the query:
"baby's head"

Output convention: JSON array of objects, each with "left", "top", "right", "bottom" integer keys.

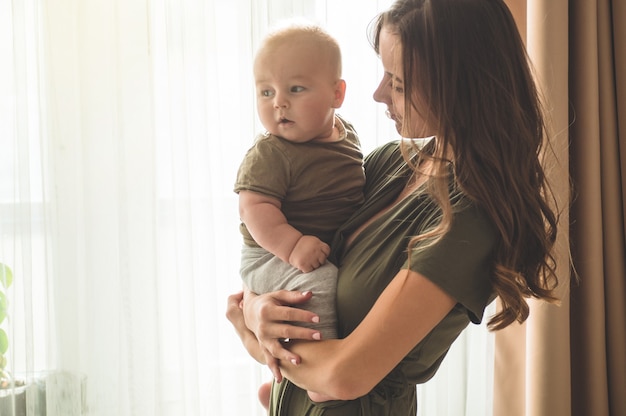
[{"left": 253, "top": 24, "right": 346, "bottom": 143}]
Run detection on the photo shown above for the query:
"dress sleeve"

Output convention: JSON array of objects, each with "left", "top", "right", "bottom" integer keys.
[{"left": 405, "top": 203, "right": 497, "bottom": 323}]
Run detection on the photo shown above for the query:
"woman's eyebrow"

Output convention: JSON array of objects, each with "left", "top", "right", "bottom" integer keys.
[{"left": 385, "top": 71, "right": 403, "bottom": 84}]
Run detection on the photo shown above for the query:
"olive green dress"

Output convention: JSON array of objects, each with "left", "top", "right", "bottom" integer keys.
[{"left": 269, "top": 141, "right": 497, "bottom": 415}]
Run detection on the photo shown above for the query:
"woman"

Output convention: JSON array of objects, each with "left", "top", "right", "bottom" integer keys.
[{"left": 227, "top": 0, "right": 560, "bottom": 414}]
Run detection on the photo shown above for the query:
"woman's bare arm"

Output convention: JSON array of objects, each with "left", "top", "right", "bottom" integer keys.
[{"left": 276, "top": 269, "right": 456, "bottom": 400}]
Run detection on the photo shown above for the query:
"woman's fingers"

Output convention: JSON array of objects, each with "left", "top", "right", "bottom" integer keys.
[
  {"left": 244, "top": 289, "right": 319, "bottom": 325},
  {"left": 258, "top": 321, "right": 322, "bottom": 343},
  {"left": 257, "top": 300, "right": 319, "bottom": 325},
  {"left": 262, "top": 289, "right": 315, "bottom": 307},
  {"left": 248, "top": 292, "right": 321, "bottom": 338},
  {"left": 261, "top": 346, "right": 283, "bottom": 383},
  {"left": 241, "top": 289, "right": 323, "bottom": 365},
  {"left": 226, "top": 290, "right": 244, "bottom": 308},
  {"left": 225, "top": 291, "right": 245, "bottom": 326},
  {"left": 259, "top": 338, "right": 309, "bottom": 381}
]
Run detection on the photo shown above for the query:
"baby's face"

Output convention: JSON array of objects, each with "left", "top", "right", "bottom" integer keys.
[{"left": 253, "top": 41, "right": 343, "bottom": 143}]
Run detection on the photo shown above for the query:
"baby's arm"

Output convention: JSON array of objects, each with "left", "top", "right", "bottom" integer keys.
[{"left": 239, "top": 190, "right": 330, "bottom": 272}]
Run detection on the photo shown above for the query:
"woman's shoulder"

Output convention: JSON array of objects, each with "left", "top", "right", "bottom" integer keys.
[
  {"left": 364, "top": 138, "right": 432, "bottom": 170},
  {"left": 364, "top": 140, "right": 402, "bottom": 171},
  {"left": 366, "top": 140, "right": 401, "bottom": 157}
]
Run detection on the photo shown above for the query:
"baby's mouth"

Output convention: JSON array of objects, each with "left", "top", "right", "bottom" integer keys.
[{"left": 279, "top": 117, "right": 293, "bottom": 124}]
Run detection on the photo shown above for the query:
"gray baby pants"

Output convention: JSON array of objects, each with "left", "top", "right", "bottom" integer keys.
[{"left": 240, "top": 245, "right": 338, "bottom": 340}]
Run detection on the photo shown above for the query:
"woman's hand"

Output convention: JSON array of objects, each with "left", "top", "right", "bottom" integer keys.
[
  {"left": 242, "top": 289, "right": 322, "bottom": 378},
  {"left": 225, "top": 291, "right": 266, "bottom": 364},
  {"left": 225, "top": 291, "right": 246, "bottom": 331},
  {"left": 226, "top": 290, "right": 287, "bottom": 382}
]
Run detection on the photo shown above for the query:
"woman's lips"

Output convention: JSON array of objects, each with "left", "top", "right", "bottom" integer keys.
[{"left": 385, "top": 109, "right": 396, "bottom": 120}]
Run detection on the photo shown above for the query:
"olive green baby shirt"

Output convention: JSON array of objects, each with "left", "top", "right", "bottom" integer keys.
[{"left": 234, "top": 115, "right": 365, "bottom": 247}]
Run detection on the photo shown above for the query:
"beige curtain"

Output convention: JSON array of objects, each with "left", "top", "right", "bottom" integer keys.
[
  {"left": 494, "top": 1, "right": 572, "bottom": 415},
  {"left": 495, "top": 1, "right": 626, "bottom": 416},
  {"left": 569, "top": 1, "right": 626, "bottom": 416}
]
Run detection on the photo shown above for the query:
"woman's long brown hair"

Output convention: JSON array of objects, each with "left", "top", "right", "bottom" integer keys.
[{"left": 372, "top": 0, "right": 560, "bottom": 330}]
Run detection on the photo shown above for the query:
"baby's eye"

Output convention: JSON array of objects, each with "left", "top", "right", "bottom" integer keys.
[
  {"left": 290, "top": 86, "right": 305, "bottom": 93},
  {"left": 260, "top": 90, "right": 274, "bottom": 97}
]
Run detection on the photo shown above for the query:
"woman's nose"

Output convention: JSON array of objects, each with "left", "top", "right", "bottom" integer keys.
[{"left": 373, "top": 77, "right": 390, "bottom": 104}]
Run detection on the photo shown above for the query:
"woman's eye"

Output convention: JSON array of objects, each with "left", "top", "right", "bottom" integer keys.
[{"left": 392, "top": 82, "right": 404, "bottom": 93}]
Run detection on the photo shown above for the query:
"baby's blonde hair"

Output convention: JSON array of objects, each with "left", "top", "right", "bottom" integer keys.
[{"left": 256, "top": 23, "right": 343, "bottom": 79}]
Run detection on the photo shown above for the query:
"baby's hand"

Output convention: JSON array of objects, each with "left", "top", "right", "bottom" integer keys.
[{"left": 288, "top": 235, "right": 330, "bottom": 273}]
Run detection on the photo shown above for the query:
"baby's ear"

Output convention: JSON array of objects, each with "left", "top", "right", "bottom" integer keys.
[{"left": 333, "top": 79, "right": 347, "bottom": 108}]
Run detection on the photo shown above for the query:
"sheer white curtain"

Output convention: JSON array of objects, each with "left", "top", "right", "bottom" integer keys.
[{"left": 0, "top": 0, "right": 493, "bottom": 415}]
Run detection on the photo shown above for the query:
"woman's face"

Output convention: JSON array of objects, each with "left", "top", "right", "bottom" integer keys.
[
  {"left": 373, "top": 27, "right": 405, "bottom": 134},
  {"left": 373, "top": 26, "right": 430, "bottom": 138}
]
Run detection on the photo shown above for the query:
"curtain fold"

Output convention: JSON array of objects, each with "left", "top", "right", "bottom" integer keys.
[
  {"left": 0, "top": 0, "right": 53, "bottom": 383},
  {"left": 569, "top": 1, "right": 626, "bottom": 415},
  {"left": 496, "top": 0, "right": 626, "bottom": 415},
  {"left": 494, "top": 1, "right": 572, "bottom": 415},
  {"left": 45, "top": 1, "right": 163, "bottom": 413}
]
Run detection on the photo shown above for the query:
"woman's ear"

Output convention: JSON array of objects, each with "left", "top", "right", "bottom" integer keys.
[{"left": 333, "top": 79, "right": 347, "bottom": 108}]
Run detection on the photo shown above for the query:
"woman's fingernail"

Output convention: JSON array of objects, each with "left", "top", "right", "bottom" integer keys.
[
  {"left": 290, "top": 358, "right": 298, "bottom": 366},
  {"left": 311, "top": 316, "right": 320, "bottom": 323},
  {"left": 302, "top": 291, "right": 311, "bottom": 296},
  {"left": 312, "top": 332, "right": 321, "bottom": 340}
]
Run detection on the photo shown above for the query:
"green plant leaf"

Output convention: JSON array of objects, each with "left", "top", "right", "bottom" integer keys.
[
  {"left": 0, "top": 264, "right": 10, "bottom": 370},
  {"left": 0, "top": 329, "right": 7, "bottom": 355},
  {"left": 0, "top": 291, "right": 6, "bottom": 325},
  {"left": 0, "top": 264, "right": 12, "bottom": 289}
]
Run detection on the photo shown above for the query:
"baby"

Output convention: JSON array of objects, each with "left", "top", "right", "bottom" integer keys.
[{"left": 234, "top": 23, "right": 365, "bottom": 408}]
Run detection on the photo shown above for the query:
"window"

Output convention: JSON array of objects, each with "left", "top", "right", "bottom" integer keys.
[{"left": 0, "top": 1, "right": 493, "bottom": 415}]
